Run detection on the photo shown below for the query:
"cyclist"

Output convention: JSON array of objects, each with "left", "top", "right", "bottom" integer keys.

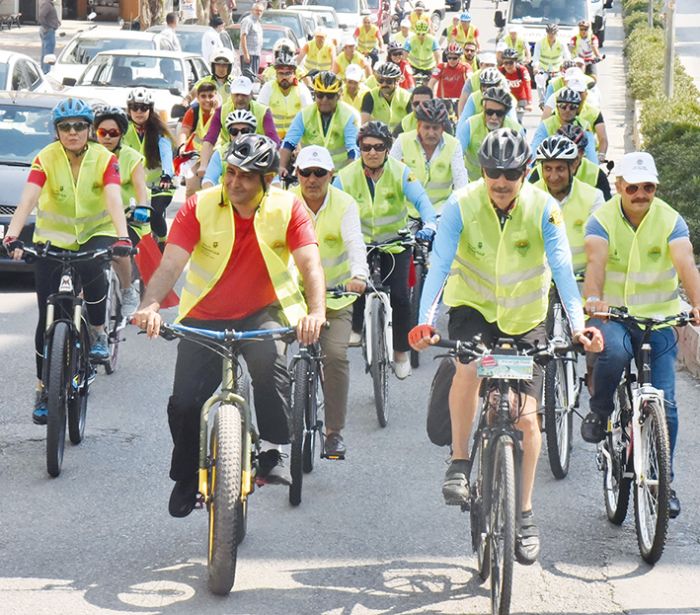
[
  {"left": 261, "top": 38, "right": 301, "bottom": 83},
  {"left": 458, "top": 51, "right": 498, "bottom": 109},
  {"left": 456, "top": 66, "right": 512, "bottom": 127},
  {"left": 446, "top": 11, "right": 480, "bottom": 51},
  {"left": 404, "top": 20, "right": 440, "bottom": 82},
  {"left": 496, "top": 24, "right": 531, "bottom": 66},
  {"left": 393, "top": 85, "right": 434, "bottom": 136},
  {"left": 386, "top": 40, "right": 415, "bottom": 91},
  {"left": 391, "top": 18, "right": 412, "bottom": 46},
  {"left": 290, "top": 145, "right": 369, "bottom": 457},
  {"left": 354, "top": 13, "right": 383, "bottom": 67},
  {"left": 257, "top": 52, "right": 313, "bottom": 141},
  {"left": 333, "top": 121, "right": 438, "bottom": 379},
  {"left": 408, "top": 1, "right": 431, "bottom": 33},
  {"left": 3, "top": 98, "right": 132, "bottom": 424},
  {"left": 341, "top": 64, "right": 371, "bottom": 113},
  {"left": 390, "top": 99, "right": 468, "bottom": 212},
  {"left": 279, "top": 71, "right": 360, "bottom": 177},
  {"left": 544, "top": 63, "right": 596, "bottom": 103},
  {"left": 499, "top": 47, "right": 532, "bottom": 124},
  {"left": 533, "top": 23, "right": 570, "bottom": 75},
  {"left": 569, "top": 20, "right": 603, "bottom": 76},
  {"left": 581, "top": 152, "right": 700, "bottom": 519},
  {"left": 458, "top": 85, "right": 523, "bottom": 179},
  {"left": 409, "top": 128, "right": 602, "bottom": 564},
  {"left": 201, "top": 110, "right": 258, "bottom": 189},
  {"left": 297, "top": 26, "right": 336, "bottom": 74},
  {"left": 428, "top": 43, "right": 470, "bottom": 100},
  {"left": 132, "top": 134, "right": 326, "bottom": 517},
  {"left": 184, "top": 47, "right": 235, "bottom": 104},
  {"left": 333, "top": 36, "right": 371, "bottom": 81},
  {"left": 361, "top": 62, "right": 411, "bottom": 132}
]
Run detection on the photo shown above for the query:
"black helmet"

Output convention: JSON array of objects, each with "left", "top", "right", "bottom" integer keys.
[
  {"left": 557, "top": 123, "right": 588, "bottom": 150},
  {"left": 414, "top": 99, "right": 448, "bottom": 125},
  {"left": 357, "top": 120, "right": 392, "bottom": 148},
  {"left": 225, "top": 134, "right": 279, "bottom": 174},
  {"left": 482, "top": 85, "right": 513, "bottom": 111},
  {"left": 502, "top": 47, "right": 519, "bottom": 62},
  {"left": 556, "top": 87, "right": 582, "bottom": 106},
  {"left": 275, "top": 51, "right": 297, "bottom": 69},
  {"left": 93, "top": 104, "right": 128, "bottom": 135},
  {"left": 478, "top": 128, "right": 530, "bottom": 170},
  {"left": 546, "top": 23, "right": 559, "bottom": 35},
  {"left": 536, "top": 135, "right": 578, "bottom": 162},
  {"left": 375, "top": 61, "right": 402, "bottom": 80}
]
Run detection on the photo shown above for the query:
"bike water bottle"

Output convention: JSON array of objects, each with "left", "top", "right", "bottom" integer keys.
[{"left": 133, "top": 206, "right": 151, "bottom": 223}]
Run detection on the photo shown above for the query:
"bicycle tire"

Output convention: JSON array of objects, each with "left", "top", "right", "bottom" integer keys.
[
  {"left": 543, "top": 359, "right": 573, "bottom": 479},
  {"left": 46, "top": 322, "right": 70, "bottom": 477},
  {"left": 603, "top": 385, "right": 632, "bottom": 525},
  {"left": 471, "top": 434, "right": 490, "bottom": 581},
  {"left": 67, "top": 320, "right": 90, "bottom": 445},
  {"left": 207, "top": 403, "right": 242, "bottom": 595},
  {"left": 633, "top": 400, "right": 671, "bottom": 565},
  {"left": 488, "top": 437, "right": 516, "bottom": 615},
  {"left": 289, "top": 359, "right": 307, "bottom": 506},
  {"left": 104, "top": 271, "right": 121, "bottom": 375},
  {"left": 236, "top": 498, "right": 247, "bottom": 546},
  {"left": 410, "top": 261, "right": 425, "bottom": 369},
  {"left": 370, "top": 300, "right": 389, "bottom": 427},
  {"left": 303, "top": 364, "right": 321, "bottom": 473}
]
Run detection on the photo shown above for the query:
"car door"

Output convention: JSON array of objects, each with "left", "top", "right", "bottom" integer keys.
[
  {"left": 22, "top": 60, "right": 45, "bottom": 91},
  {"left": 11, "top": 60, "right": 32, "bottom": 91}
]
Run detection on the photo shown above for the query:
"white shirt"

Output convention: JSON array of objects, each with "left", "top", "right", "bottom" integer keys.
[
  {"left": 159, "top": 27, "right": 181, "bottom": 52},
  {"left": 389, "top": 135, "right": 470, "bottom": 189},
  {"left": 201, "top": 28, "right": 221, "bottom": 64},
  {"left": 257, "top": 81, "right": 314, "bottom": 108}
]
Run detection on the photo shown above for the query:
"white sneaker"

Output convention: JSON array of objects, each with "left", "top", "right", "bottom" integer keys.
[
  {"left": 349, "top": 331, "right": 362, "bottom": 347},
  {"left": 121, "top": 285, "right": 140, "bottom": 318},
  {"left": 393, "top": 355, "right": 411, "bottom": 380}
]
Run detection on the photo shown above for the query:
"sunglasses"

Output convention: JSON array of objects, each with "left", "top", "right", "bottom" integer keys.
[
  {"left": 129, "top": 104, "right": 151, "bottom": 112},
  {"left": 503, "top": 60, "right": 515, "bottom": 65},
  {"left": 228, "top": 127, "right": 253, "bottom": 137},
  {"left": 56, "top": 121, "right": 90, "bottom": 133},
  {"left": 557, "top": 103, "right": 579, "bottom": 111},
  {"left": 316, "top": 92, "right": 337, "bottom": 100},
  {"left": 447, "top": 55, "right": 461, "bottom": 60},
  {"left": 624, "top": 183, "right": 657, "bottom": 195},
  {"left": 579, "top": 26, "right": 589, "bottom": 30},
  {"left": 96, "top": 127, "right": 121, "bottom": 138},
  {"left": 378, "top": 78, "right": 396, "bottom": 85},
  {"left": 298, "top": 167, "right": 330, "bottom": 178},
  {"left": 360, "top": 143, "right": 387, "bottom": 153},
  {"left": 484, "top": 108, "right": 507, "bottom": 118},
  {"left": 483, "top": 167, "right": 524, "bottom": 181}
]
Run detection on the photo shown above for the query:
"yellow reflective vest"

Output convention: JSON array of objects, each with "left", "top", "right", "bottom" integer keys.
[
  {"left": 219, "top": 98, "right": 268, "bottom": 145},
  {"left": 543, "top": 113, "right": 591, "bottom": 138},
  {"left": 576, "top": 156, "right": 600, "bottom": 187},
  {"left": 341, "top": 84, "right": 370, "bottom": 112},
  {"left": 464, "top": 113, "right": 522, "bottom": 179},
  {"left": 304, "top": 40, "right": 334, "bottom": 72},
  {"left": 268, "top": 81, "right": 302, "bottom": 139},
  {"left": 449, "top": 24, "right": 477, "bottom": 46},
  {"left": 300, "top": 102, "right": 357, "bottom": 170},
  {"left": 407, "top": 34, "right": 437, "bottom": 71},
  {"left": 401, "top": 112, "right": 417, "bottom": 133},
  {"left": 357, "top": 25, "right": 379, "bottom": 53},
  {"left": 538, "top": 37, "right": 565, "bottom": 72},
  {"left": 335, "top": 50, "right": 366, "bottom": 80},
  {"left": 368, "top": 86, "right": 411, "bottom": 132},
  {"left": 123, "top": 123, "right": 164, "bottom": 185}
]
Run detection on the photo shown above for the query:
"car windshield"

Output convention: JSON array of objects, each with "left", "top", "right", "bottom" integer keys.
[
  {"left": 367, "top": 0, "right": 378, "bottom": 9},
  {"left": 508, "top": 0, "right": 587, "bottom": 26},
  {"left": 305, "top": 0, "right": 358, "bottom": 15},
  {"left": 175, "top": 30, "right": 232, "bottom": 54},
  {"left": 78, "top": 54, "right": 185, "bottom": 91},
  {"left": 0, "top": 63, "right": 7, "bottom": 88},
  {"left": 61, "top": 36, "right": 157, "bottom": 65},
  {"left": 262, "top": 28, "right": 295, "bottom": 50},
  {"left": 314, "top": 12, "right": 339, "bottom": 28},
  {"left": 261, "top": 13, "right": 304, "bottom": 38},
  {"left": 0, "top": 104, "right": 53, "bottom": 164}
]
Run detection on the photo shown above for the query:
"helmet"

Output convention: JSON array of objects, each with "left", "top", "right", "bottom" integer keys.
[
  {"left": 312, "top": 71, "right": 341, "bottom": 94},
  {"left": 557, "top": 123, "right": 588, "bottom": 150},
  {"left": 225, "top": 134, "right": 279, "bottom": 174},
  {"left": 556, "top": 87, "right": 582, "bottom": 105},
  {"left": 357, "top": 120, "right": 392, "bottom": 148},
  {"left": 578, "top": 20, "right": 590, "bottom": 28},
  {"left": 479, "top": 67, "right": 502, "bottom": 87},
  {"left": 274, "top": 51, "right": 297, "bottom": 68},
  {"left": 211, "top": 47, "right": 235, "bottom": 65},
  {"left": 127, "top": 87, "right": 153, "bottom": 106},
  {"left": 460, "top": 11, "right": 471, "bottom": 21},
  {"left": 546, "top": 23, "right": 559, "bottom": 35},
  {"left": 224, "top": 109, "right": 257, "bottom": 132},
  {"left": 415, "top": 1, "right": 426, "bottom": 8},
  {"left": 414, "top": 99, "right": 449, "bottom": 125},
  {"left": 272, "top": 37, "right": 295, "bottom": 54},
  {"left": 446, "top": 42, "right": 463, "bottom": 56},
  {"left": 93, "top": 105, "right": 128, "bottom": 134},
  {"left": 343, "top": 35, "right": 357, "bottom": 48},
  {"left": 482, "top": 85, "right": 513, "bottom": 111},
  {"left": 536, "top": 135, "right": 578, "bottom": 162},
  {"left": 52, "top": 97, "right": 94, "bottom": 124},
  {"left": 375, "top": 62, "right": 402, "bottom": 80},
  {"left": 414, "top": 21, "right": 429, "bottom": 34},
  {"left": 387, "top": 40, "right": 404, "bottom": 53},
  {"left": 478, "top": 128, "right": 530, "bottom": 170},
  {"left": 502, "top": 47, "right": 519, "bottom": 62}
]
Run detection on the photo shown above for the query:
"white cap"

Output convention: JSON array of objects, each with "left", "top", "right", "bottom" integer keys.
[
  {"left": 400, "top": 18, "right": 410, "bottom": 28},
  {"left": 230, "top": 76, "right": 253, "bottom": 95},
  {"left": 479, "top": 52, "right": 497, "bottom": 66},
  {"left": 296, "top": 145, "right": 335, "bottom": 171},
  {"left": 567, "top": 79, "right": 587, "bottom": 92},
  {"left": 342, "top": 35, "right": 356, "bottom": 47},
  {"left": 345, "top": 64, "right": 364, "bottom": 82},
  {"left": 507, "top": 24, "right": 520, "bottom": 33},
  {"left": 314, "top": 26, "right": 326, "bottom": 37},
  {"left": 564, "top": 67, "right": 586, "bottom": 81},
  {"left": 620, "top": 152, "right": 659, "bottom": 184}
]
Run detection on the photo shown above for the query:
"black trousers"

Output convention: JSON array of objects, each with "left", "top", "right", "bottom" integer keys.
[
  {"left": 149, "top": 191, "right": 173, "bottom": 239},
  {"left": 167, "top": 306, "right": 292, "bottom": 481}
]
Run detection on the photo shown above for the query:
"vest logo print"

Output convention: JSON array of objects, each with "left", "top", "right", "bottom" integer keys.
[
  {"left": 468, "top": 241, "right": 485, "bottom": 257},
  {"left": 648, "top": 246, "right": 662, "bottom": 259},
  {"left": 515, "top": 239, "right": 530, "bottom": 253},
  {"left": 574, "top": 218, "right": 584, "bottom": 228}
]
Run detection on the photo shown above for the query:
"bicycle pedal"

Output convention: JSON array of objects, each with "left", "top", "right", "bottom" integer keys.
[
  {"left": 322, "top": 453, "right": 345, "bottom": 461},
  {"left": 194, "top": 493, "right": 205, "bottom": 509}
]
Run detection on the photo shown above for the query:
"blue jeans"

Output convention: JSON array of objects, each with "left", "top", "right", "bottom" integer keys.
[
  {"left": 589, "top": 318, "right": 679, "bottom": 476},
  {"left": 40, "top": 28, "right": 56, "bottom": 73}
]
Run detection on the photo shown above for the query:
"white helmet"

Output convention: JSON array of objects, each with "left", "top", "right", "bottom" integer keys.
[
  {"left": 225, "top": 109, "right": 257, "bottom": 131},
  {"left": 273, "top": 37, "right": 296, "bottom": 54},
  {"left": 127, "top": 86, "right": 153, "bottom": 106},
  {"left": 211, "top": 47, "right": 235, "bottom": 64}
]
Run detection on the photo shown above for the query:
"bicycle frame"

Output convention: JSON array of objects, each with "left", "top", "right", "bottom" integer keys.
[{"left": 364, "top": 290, "right": 394, "bottom": 368}]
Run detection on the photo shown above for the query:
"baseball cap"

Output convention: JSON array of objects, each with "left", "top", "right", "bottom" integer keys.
[
  {"left": 567, "top": 79, "right": 587, "bottom": 92},
  {"left": 314, "top": 26, "right": 327, "bottom": 37},
  {"left": 345, "top": 64, "right": 364, "bottom": 82},
  {"left": 564, "top": 67, "right": 586, "bottom": 81},
  {"left": 342, "top": 35, "right": 356, "bottom": 47},
  {"left": 620, "top": 152, "right": 659, "bottom": 184},
  {"left": 210, "top": 15, "right": 224, "bottom": 27},
  {"left": 296, "top": 145, "right": 335, "bottom": 171},
  {"left": 230, "top": 76, "right": 253, "bottom": 95},
  {"left": 507, "top": 24, "right": 520, "bottom": 33}
]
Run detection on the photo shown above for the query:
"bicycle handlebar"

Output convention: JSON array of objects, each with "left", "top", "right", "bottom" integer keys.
[
  {"left": 159, "top": 322, "right": 296, "bottom": 343},
  {"left": 592, "top": 307, "right": 690, "bottom": 329},
  {"left": 20, "top": 242, "right": 136, "bottom": 262},
  {"left": 434, "top": 335, "right": 575, "bottom": 363}
]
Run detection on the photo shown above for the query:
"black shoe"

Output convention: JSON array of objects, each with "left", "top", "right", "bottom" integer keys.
[
  {"left": 257, "top": 449, "right": 291, "bottom": 486},
  {"left": 442, "top": 459, "right": 470, "bottom": 505},
  {"left": 515, "top": 510, "right": 540, "bottom": 565},
  {"left": 324, "top": 432, "right": 346, "bottom": 459},
  {"left": 168, "top": 476, "right": 198, "bottom": 518},
  {"left": 581, "top": 412, "right": 606, "bottom": 443},
  {"left": 669, "top": 489, "right": 681, "bottom": 519}
]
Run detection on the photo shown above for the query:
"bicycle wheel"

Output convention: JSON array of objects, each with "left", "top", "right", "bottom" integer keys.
[
  {"left": 633, "top": 400, "right": 671, "bottom": 565},
  {"left": 67, "top": 320, "right": 90, "bottom": 445},
  {"left": 603, "top": 384, "right": 632, "bottom": 525},
  {"left": 488, "top": 437, "right": 516, "bottom": 615},
  {"left": 303, "top": 364, "right": 322, "bottom": 473},
  {"left": 207, "top": 403, "right": 243, "bottom": 595},
  {"left": 471, "top": 434, "right": 490, "bottom": 582},
  {"left": 370, "top": 299, "right": 389, "bottom": 427},
  {"left": 543, "top": 358, "right": 573, "bottom": 479},
  {"left": 104, "top": 269, "right": 121, "bottom": 375},
  {"left": 289, "top": 359, "right": 307, "bottom": 506},
  {"left": 410, "top": 261, "right": 425, "bottom": 369},
  {"left": 46, "top": 322, "right": 70, "bottom": 477}
]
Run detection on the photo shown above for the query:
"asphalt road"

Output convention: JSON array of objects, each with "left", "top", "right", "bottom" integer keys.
[
  {"left": 676, "top": 0, "right": 700, "bottom": 89},
  {"left": 1, "top": 2, "right": 700, "bottom": 614}
]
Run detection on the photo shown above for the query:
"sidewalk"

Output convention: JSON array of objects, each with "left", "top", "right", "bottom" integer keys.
[{"left": 676, "top": 0, "right": 700, "bottom": 90}]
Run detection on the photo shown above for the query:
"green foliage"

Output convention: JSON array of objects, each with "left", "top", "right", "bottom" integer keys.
[{"left": 623, "top": 11, "right": 664, "bottom": 35}]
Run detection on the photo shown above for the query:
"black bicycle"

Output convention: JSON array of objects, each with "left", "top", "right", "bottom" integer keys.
[{"left": 409, "top": 235, "right": 430, "bottom": 369}]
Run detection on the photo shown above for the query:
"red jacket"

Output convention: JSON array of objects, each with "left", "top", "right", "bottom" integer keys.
[{"left": 499, "top": 64, "right": 532, "bottom": 103}]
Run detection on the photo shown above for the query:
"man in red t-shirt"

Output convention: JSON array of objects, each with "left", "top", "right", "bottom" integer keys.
[
  {"left": 133, "top": 135, "right": 326, "bottom": 518},
  {"left": 499, "top": 48, "right": 532, "bottom": 123},
  {"left": 428, "top": 43, "right": 470, "bottom": 100}
]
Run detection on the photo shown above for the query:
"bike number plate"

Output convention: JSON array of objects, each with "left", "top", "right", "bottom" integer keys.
[
  {"left": 476, "top": 354, "right": 534, "bottom": 380},
  {"left": 59, "top": 274, "right": 74, "bottom": 293}
]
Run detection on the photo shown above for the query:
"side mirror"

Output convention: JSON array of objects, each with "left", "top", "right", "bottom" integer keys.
[
  {"left": 593, "top": 15, "right": 603, "bottom": 31},
  {"left": 62, "top": 77, "right": 77, "bottom": 86},
  {"left": 604, "top": 0, "right": 613, "bottom": 7},
  {"left": 494, "top": 11, "right": 506, "bottom": 29},
  {"left": 87, "top": 11, "right": 96, "bottom": 21},
  {"left": 169, "top": 87, "right": 183, "bottom": 96},
  {"left": 43, "top": 54, "right": 57, "bottom": 66},
  {"left": 171, "top": 104, "right": 187, "bottom": 119}
]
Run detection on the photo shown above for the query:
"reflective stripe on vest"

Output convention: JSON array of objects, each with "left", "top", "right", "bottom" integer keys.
[
  {"left": 177, "top": 186, "right": 307, "bottom": 325},
  {"left": 539, "top": 38, "right": 564, "bottom": 71},
  {"left": 268, "top": 81, "right": 302, "bottom": 139},
  {"left": 465, "top": 113, "right": 522, "bottom": 179},
  {"left": 407, "top": 34, "right": 437, "bottom": 71},
  {"left": 369, "top": 86, "right": 411, "bottom": 132},
  {"left": 305, "top": 41, "right": 334, "bottom": 71},
  {"left": 443, "top": 180, "right": 551, "bottom": 334},
  {"left": 301, "top": 102, "right": 357, "bottom": 169}
]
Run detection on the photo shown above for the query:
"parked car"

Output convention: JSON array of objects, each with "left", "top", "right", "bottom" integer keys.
[
  {"left": 45, "top": 28, "right": 177, "bottom": 88},
  {"left": 146, "top": 24, "right": 235, "bottom": 54},
  {"left": 0, "top": 50, "right": 53, "bottom": 93},
  {"left": 302, "top": 0, "right": 369, "bottom": 33},
  {"left": 226, "top": 24, "right": 301, "bottom": 73},
  {"left": 241, "top": 9, "right": 314, "bottom": 43},
  {"left": 290, "top": 5, "right": 345, "bottom": 48}
]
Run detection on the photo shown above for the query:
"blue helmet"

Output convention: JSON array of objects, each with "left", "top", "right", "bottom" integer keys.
[
  {"left": 52, "top": 97, "right": 94, "bottom": 125},
  {"left": 460, "top": 11, "right": 471, "bottom": 21}
]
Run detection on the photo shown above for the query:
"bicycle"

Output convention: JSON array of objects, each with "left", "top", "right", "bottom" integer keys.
[
  {"left": 593, "top": 307, "right": 688, "bottom": 565},
  {"left": 157, "top": 321, "right": 296, "bottom": 595},
  {"left": 435, "top": 335, "right": 569, "bottom": 615},
  {"left": 362, "top": 231, "right": 415, "bottom": 428},
  {"left": 408, "top": 234, "right": 431, "bottom": 369}
]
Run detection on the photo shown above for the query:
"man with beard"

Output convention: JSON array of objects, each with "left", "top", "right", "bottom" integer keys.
[{"left": 361, "top": 62, "right": 411, "bottom": 132}]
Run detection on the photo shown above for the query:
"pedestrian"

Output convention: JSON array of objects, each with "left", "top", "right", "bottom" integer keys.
[
  {"left": 202, "top": 15, "right": 225, "bottom": 64},
  {"left": 38, "top": 0, "right": 61, "bottom": 74},
  {"left": 160, "top": 12, "right": 182, "bottom": 52},
  {"left": 239, "top": 2, "right": 264, "bottom": 76}
]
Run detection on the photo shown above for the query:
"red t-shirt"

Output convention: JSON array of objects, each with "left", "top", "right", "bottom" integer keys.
[
  {"left": 397, "top": 59, "right": 415, "bottom": 91},
  {"left": 168, "top": 193, "right": 318, "bottom": 320},
  {"left": 181, "top": 107, "right": 212, "bottom": 133},
  {"left": 500, "top": 65, "right": 532, "bottom": 103},
  {"left": 430, "top": 62, "right": 469, "bottom": 99},
  {"left": 28, "top": 152, "right": 121, "bottom": 187}
]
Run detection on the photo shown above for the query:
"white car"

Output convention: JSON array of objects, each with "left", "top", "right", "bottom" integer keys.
[
  {"left": 63, "top": 50, "right": 210, "bottom": 126},
  {"left": 45, "top": 28, "right": 177, "bottom": 88},
  {"left": 288, "top": 6, "right": 345, "bottom": 49},
  {"left": 302, "top": 0, "right": 370, "bottom": 33},
  {"left": 0, "top": 50, "right": 53, "bottom": 93}
]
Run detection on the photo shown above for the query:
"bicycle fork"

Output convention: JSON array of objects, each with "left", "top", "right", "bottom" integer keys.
[{"left": 363, "top": 291, "right": 394, "bottom": 367}]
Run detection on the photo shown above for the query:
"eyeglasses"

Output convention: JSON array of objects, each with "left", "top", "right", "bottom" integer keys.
[
  {"left": 446, "top": 55, "right": 461, "bottom": 60},
  {"left": 484, "top": 108, "right": 507, "bottom": 118},
  {"left": 557, "top": 103, "right": 579, "bottom": 111},
  {"left": 316, "top": 92, "right": 337, "bottom": 99},
  {"left": 56, "top": 121, "right": 90, "bottom": 133},
  {"left": 298, "top": 167, "right": 330, "bottom": 178},
  {"left": 378, "top": 78, "right": 396, "bottom": 85},
  {"left": 360, "top": 143, "right": 388, "bottom": 153},
  {"left": 228, "top": 127, "right": 254, "bottom": 137},
  {"left": 128, "top": 104, "right": 151, "bottom": 112},
  {"left": 624, "top": 183, "right": 657, "bottom": 195},
  {"left": 277, "top": 70, "right": 295, "bottom": 77},
  {"left": 96, "top": 127, "right": 121, "bottom": 138},
  {"left": 483, "top": 167, "right": 524, "bottom": 181},
  {"left": 579, "top": 26, "right": 589, "bottom": 30},
  {"left": 503, "top": 60, "right": 515, "bottom": 65}
]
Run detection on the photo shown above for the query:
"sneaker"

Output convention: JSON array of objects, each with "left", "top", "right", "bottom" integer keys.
[
  {"left": 257, "top": 449, "right": 291, "bottom": 486},
  {"left": 442, "top": 459, "right": 470, "bottom": 505},
  {"left": 168, "top": 475, "right": 199, "bottom": 518},
  {"left": 324, "top": 432, "right": 346, "bottom": 459},
  {"left": 515, "top": 510, "right": 540, "bottom": 565},
  {"left": 393, "top": 354, "right": 411, "bottom": 380},
  {"left": 349, "top": 331, "right": 362, "bottom": 347},
  {"left": 89, "top": 331, "right": 110, "bottom": 361},
  {"left": 33, "top": 387, "right": 48, "bottom": 425},
  {"left": 581, "top": 411, "right": 606, "bottom": 443},
  {"left": 669, "top": 489, "right": 681, "bottom": 519},
  {"left": 120, "top": 285, "right": 140, "bottom": 319}
]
